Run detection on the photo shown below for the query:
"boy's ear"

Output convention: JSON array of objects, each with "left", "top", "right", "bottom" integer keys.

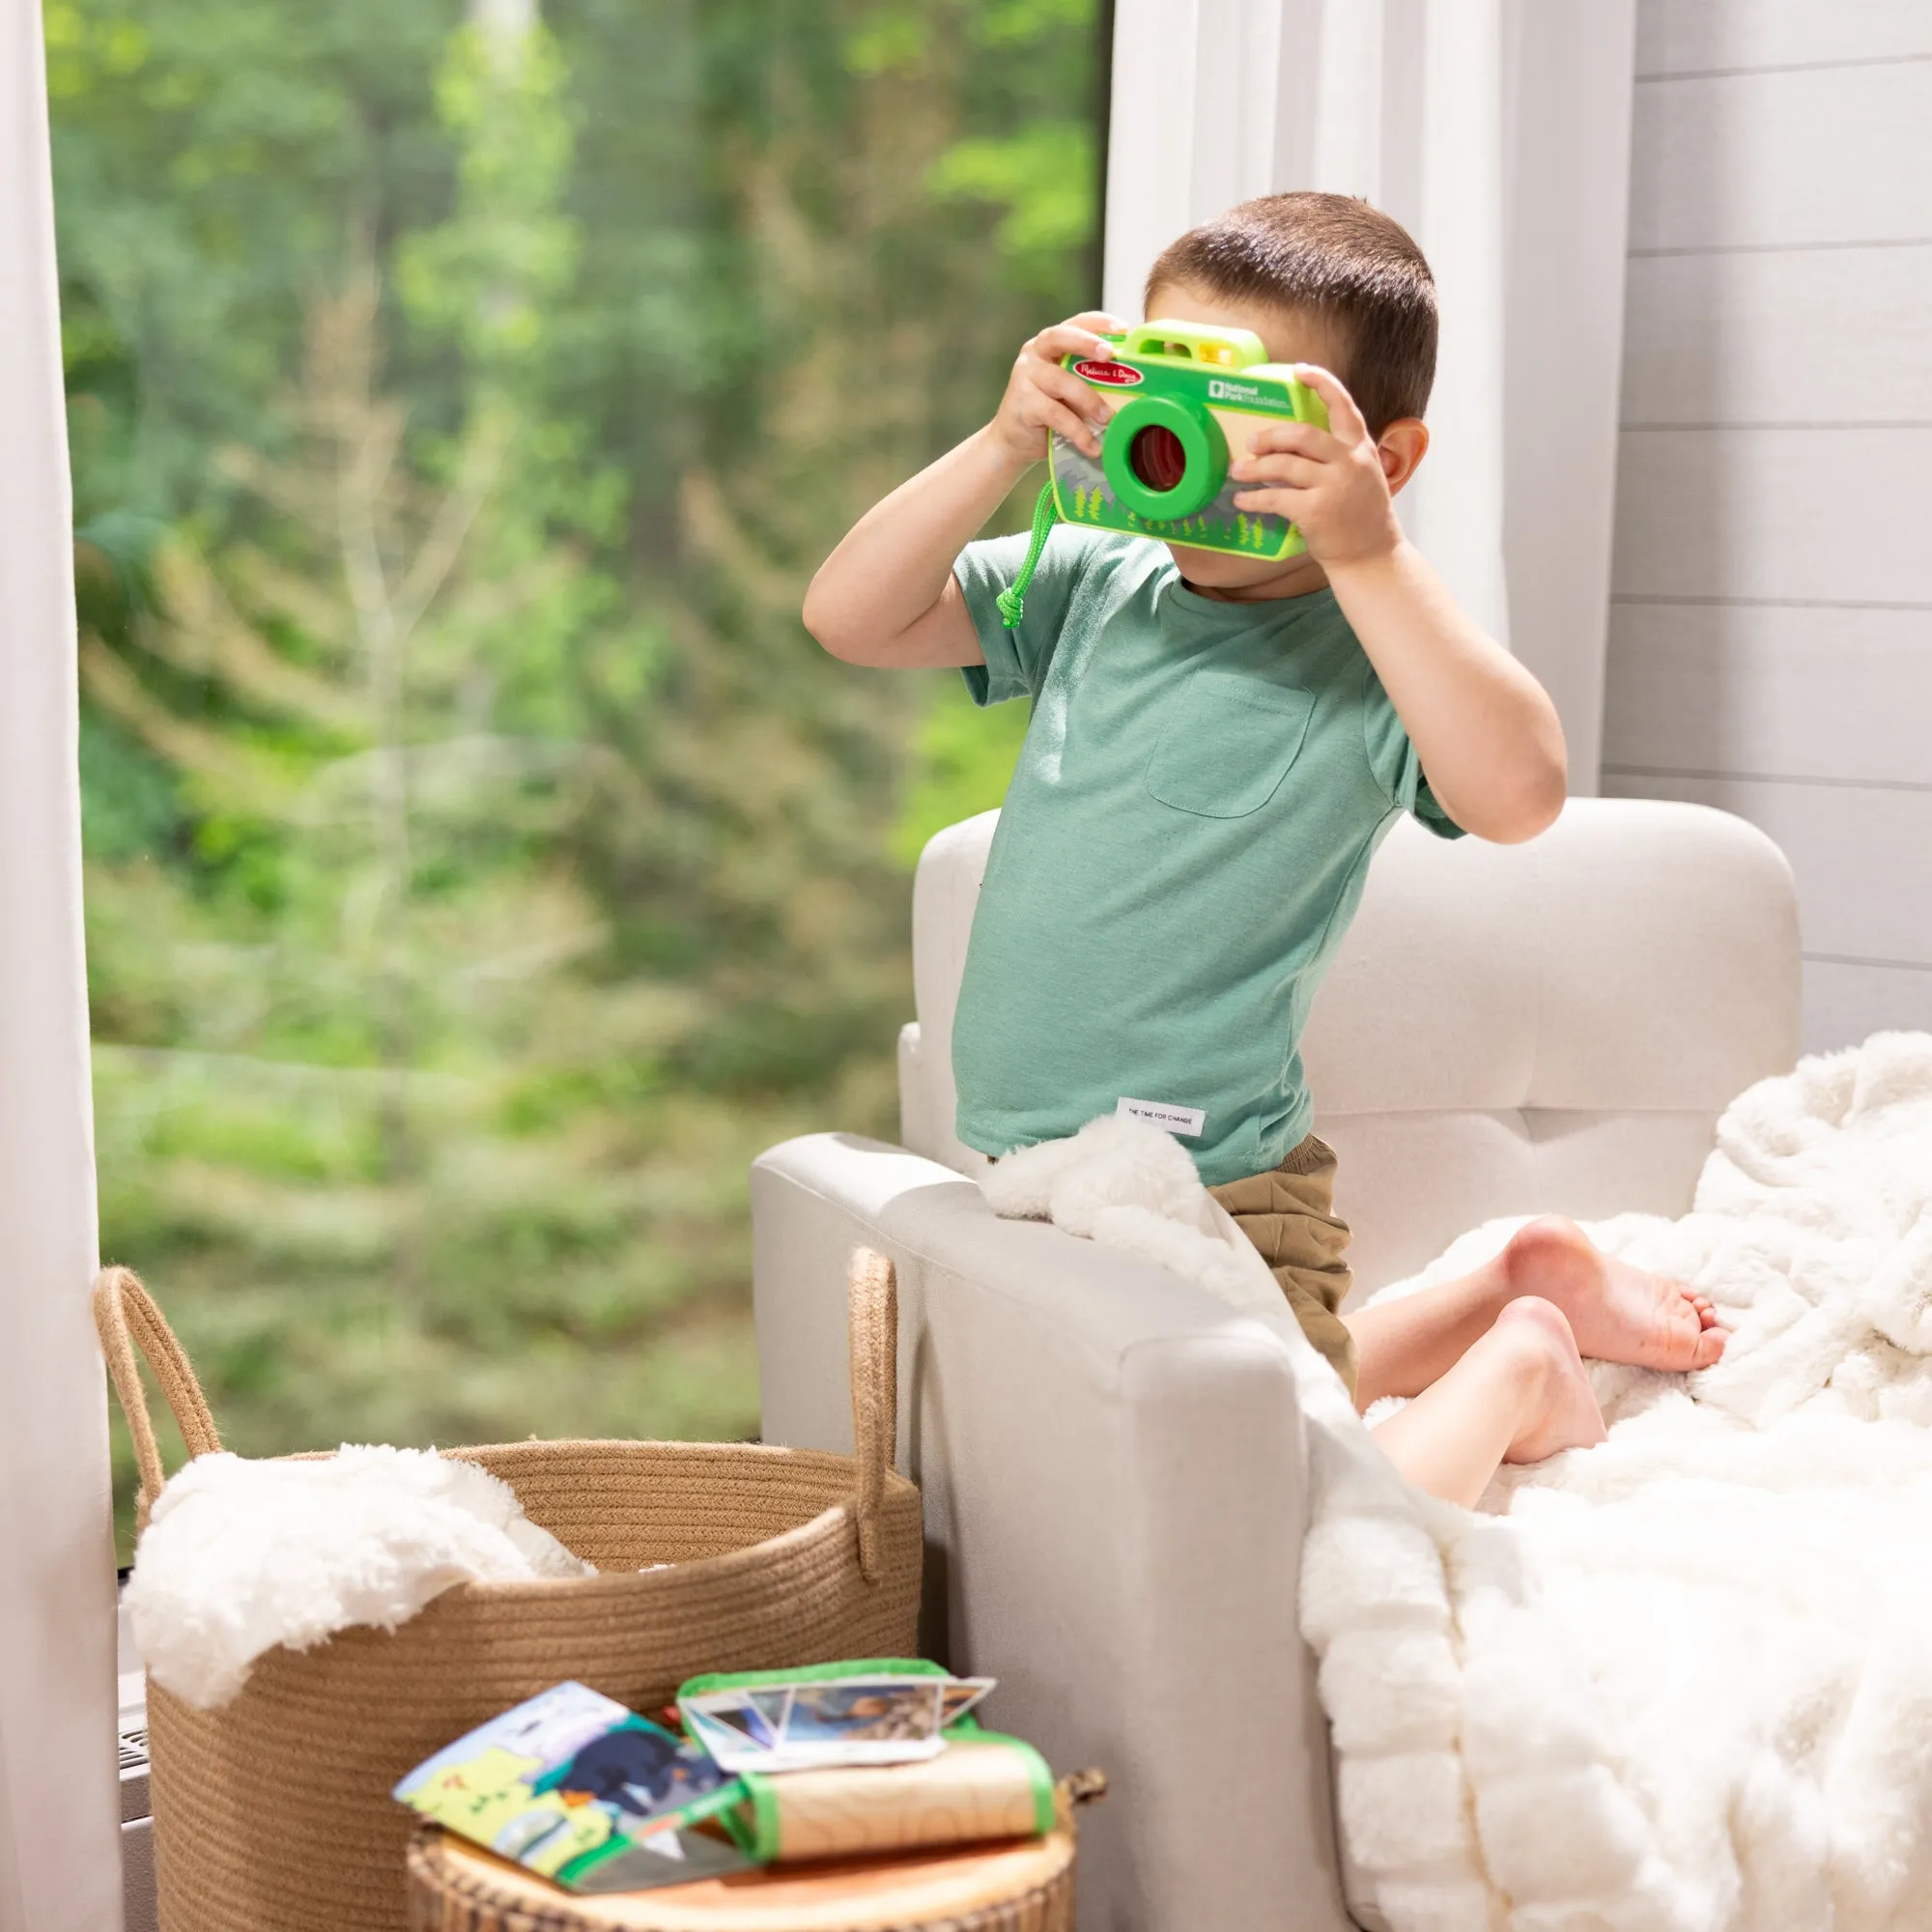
[{"left": 1377, "top": 419, "right": 1429, "bottom": 496}]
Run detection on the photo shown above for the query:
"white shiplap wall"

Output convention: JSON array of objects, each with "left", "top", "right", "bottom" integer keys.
[{"left": 1603, "top": 2, "right": 1932, "bottom": 1052}]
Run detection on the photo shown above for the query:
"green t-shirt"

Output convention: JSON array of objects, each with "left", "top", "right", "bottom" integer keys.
[{"left": 951, "top": 526, "right": 1463, "bottom": 1187}]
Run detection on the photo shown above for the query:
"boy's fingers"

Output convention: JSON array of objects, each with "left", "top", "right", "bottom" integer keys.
[
  {"left": 1292, "top": 363, "right": 1371, "bottom": 445},
  {"left": 1228, "top": 453, "right": 1323, "bottom": 490},
  {"left": 1064, "top": 310, "right": 1128, "bottom": 337},
  {"left": 1230, "top": 486, "right": 1310, "bottom": 519},
  {"left": 1033, "top": 363, "right": 1114, "bottom": 428},
  {"left": 1036, "top": 367, "right": 1113, "bottom": 421},
  {"left": 1035, "top": 397, "right": 1103, "bottom": 457},
  {"left": 1031, "top": 322, "right": 1115, "bottom": 362},
  {"left": 1236, "top": 422, "right": 1334, "bottom": 464}
]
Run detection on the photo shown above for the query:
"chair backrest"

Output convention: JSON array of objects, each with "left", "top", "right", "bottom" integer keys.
[{"left": 897, "top": 798, "right": 1801, "bottom": 1295}]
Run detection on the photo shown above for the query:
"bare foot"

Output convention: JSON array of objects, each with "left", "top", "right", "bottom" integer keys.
[
  {"left": 1496, "top": 1297, "right": 1608, "bottom": 1464},
  {"left": 1501, "top": 1216, "right": 1725, "bottom": 1373}
]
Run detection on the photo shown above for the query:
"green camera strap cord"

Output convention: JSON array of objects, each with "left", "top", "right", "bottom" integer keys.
[{"left": 996, "top": 479, "right": 1062, "bottom": 628}]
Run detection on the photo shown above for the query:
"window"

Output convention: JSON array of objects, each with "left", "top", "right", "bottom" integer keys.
[{"left": 51, "top": 0, "right": 1103, "bottom": 1552}]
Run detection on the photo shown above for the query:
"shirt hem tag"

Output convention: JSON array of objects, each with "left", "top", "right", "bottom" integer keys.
[{"left": 1116, "top": 1096, "right": 1207, "bottom": 1139}]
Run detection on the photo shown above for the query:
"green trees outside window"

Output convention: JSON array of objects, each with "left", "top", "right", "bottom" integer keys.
[{"left": 51, "top": 0, "right": 1098, "bottom": 1552}]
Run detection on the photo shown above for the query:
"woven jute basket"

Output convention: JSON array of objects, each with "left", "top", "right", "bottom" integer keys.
[
  {"left": 402, "top": 1776, "right": 1107, "bottom": 1932},
  {"left": 96, "top": 1250, "right": 923, "bottom": 1932}
]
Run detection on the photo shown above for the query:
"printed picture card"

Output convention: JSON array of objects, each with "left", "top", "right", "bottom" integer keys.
[{"left": 681, "top": 1672, "right": 996, "bottom": 1773}]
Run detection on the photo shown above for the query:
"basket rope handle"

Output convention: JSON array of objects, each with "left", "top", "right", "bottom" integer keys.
[
  {"left": 92, "top": 1265, "right": 222, "bottom": 1521},
  {"left": 1054, "top": 1768, "right": 1108, "bottom": 1833},
  {"left": 846, "top": 1247, "right": 898, "bottom": 1584}
]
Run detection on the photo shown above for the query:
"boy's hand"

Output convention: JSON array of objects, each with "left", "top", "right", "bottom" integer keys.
[
  {"left": 1228, "top": 364, "right": 1404, "bottom": 569},
  {"left": 987, "top": 311, "right": 1129, "bottom": 469}
]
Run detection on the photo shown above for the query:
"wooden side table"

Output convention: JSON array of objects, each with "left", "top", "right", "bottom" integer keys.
[{"left": 406, "top": 1777, "right": 1102, "bottom": 1932}]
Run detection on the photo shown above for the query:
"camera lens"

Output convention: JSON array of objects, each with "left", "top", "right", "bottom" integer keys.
[
  {"left": 1100, "top": 395, "right": 1224, "bottom": 521},
  {"left": 1128, "top": 424, "right": 1188, "bottom": 494}
]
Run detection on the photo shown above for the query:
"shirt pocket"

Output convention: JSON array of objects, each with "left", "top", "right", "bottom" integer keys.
[{"left": 1143, "top": 673, "right": 1317, "bottom": 818}]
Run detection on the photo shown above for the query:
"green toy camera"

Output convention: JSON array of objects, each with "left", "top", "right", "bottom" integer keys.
[{"left": 1051, "top": 321, "right": 1329, "bottom": 559}]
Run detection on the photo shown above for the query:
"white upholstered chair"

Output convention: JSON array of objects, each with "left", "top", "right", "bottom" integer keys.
[{"left": 750, "top": 798, "right": 1800, "bottom": 1931}]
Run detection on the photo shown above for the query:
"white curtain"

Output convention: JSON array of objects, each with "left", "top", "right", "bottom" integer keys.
[
  {"left": 1103, "top": 0, "right": 1636, "bottom": 789},
  {"left": 0, "top": 4, "right": 121, "bottom": 1929}
]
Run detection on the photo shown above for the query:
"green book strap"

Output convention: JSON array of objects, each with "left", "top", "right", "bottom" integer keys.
[
  {"left": 677, "top": 1658, "right": 945, "bottom": 1702},
  {"left": 996, "top": 481, "right": 1060, "bottom": 629}
]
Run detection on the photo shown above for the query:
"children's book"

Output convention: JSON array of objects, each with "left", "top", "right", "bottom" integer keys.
[{"left": 394, "top": 1682, "right": 752, "bottom": 1894}]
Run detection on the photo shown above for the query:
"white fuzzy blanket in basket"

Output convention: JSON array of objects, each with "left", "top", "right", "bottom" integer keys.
[
  {"left": 128, "top": 1444, "right": 592, "bottom": 1710},
  {"left": 985, "top": 1033, "right": 1932, "bottom": 1932}
]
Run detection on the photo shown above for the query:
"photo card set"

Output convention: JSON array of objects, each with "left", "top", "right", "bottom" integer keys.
[{"left": 681, "top": 1671, "right": 994, "bottom": 1774}]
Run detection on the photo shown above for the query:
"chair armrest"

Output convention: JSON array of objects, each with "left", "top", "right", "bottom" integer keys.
[{"left": 751, "top": 1132, "right": 1355, "bottom": 1932}]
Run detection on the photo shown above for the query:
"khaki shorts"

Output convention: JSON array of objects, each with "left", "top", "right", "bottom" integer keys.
[{"left": 1208, "top": 1133, "right": 1357, "bottom": 1399}]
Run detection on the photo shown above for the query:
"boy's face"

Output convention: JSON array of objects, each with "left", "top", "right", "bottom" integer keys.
[{"left": 1139, "top": 281, "right": 1353, "bottom": 593}]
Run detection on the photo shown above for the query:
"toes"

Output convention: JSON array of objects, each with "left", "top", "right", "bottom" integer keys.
[
  {"left": 1691, "top": 1326, "right": 1726, "bottom": 1370},
  {"left": 1677, "top": 1288, "right": 1720, "bottom": 1330}
]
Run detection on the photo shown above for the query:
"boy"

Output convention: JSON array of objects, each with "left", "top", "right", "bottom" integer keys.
[{"left": 805, "top": 192, "right": 1722, "bottom": 1506}]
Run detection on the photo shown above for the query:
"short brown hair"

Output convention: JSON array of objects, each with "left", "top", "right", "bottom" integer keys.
[{"left": 1145, "top": 191, "right": 1436, "bottom": 434}]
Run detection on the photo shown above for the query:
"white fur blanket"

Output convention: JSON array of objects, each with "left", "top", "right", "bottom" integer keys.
[
  {"left": 128, "top": 1444, "right": 592, "bottom": 1709},
  {"left": 985, "top": 1034, "right": 1932, "bottom": 1932}
]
